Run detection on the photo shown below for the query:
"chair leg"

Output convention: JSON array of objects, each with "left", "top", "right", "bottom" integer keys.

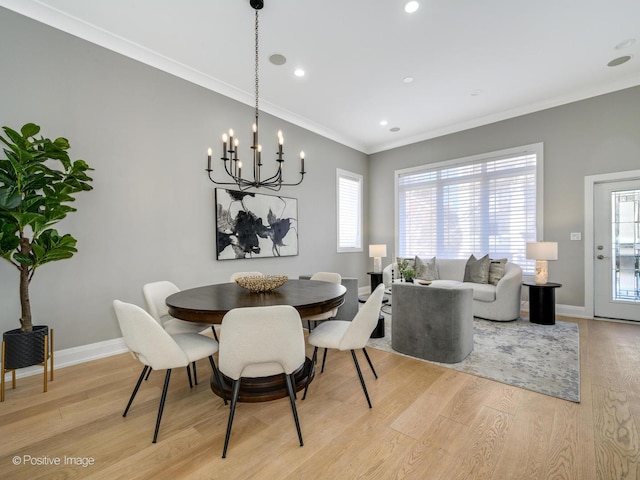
[
  {"left": 302, "top": 347, "right": 318, "bottom": 400},
  {"left": 123, "top": 365, "right": 149, "bottom": 417},
  {"left": 193, "top": 361, "right": 198, "bottom": 385},
  {"left": 152, "top": 369, "right": 172, "bottom": 443},
  {"left": 291, "top": 373, "right": 297, "bottom": 399},
  {"left": 285, "top": 373, "right": 304, "bottom": 447},
  {"left": 351, "top": 350, "right": 372, "bottom": 408},
  {"left": 222, "top": 379, "right": 241, "bottom": 458},
  {"left": 362, "top": 347, "right": 378, "bottom": 379},
  {"left": 144, "top": 367, "right": 152, "bottom": 381},
  {"left": 320, "top": 348, "right": 328, "bottom": 373},
  {"left": 211, "top": 325, "right": 219, "bottom": 342},
  {"left": 208, "top": 356, "right": 228, "bottom": 406},
  {"left": 186, "top": 364, "right": 193, "bottom": 389}
]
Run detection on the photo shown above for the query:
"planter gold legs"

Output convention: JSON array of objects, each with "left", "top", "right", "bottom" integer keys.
[{"left": 1, "top": 329, "right": 54, "bottom": 402}]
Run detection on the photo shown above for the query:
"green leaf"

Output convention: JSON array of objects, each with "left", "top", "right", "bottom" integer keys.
[
  {"left": 21, "top": 123, "right": 40, "bottom": 138},
  {"left": 0, "top": 186, "right": 21, "bottom": 210}
]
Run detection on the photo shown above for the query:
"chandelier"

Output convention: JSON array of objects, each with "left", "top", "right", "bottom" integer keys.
[{"left": 206, "top": 0, "right": 306, "bottom": 192}]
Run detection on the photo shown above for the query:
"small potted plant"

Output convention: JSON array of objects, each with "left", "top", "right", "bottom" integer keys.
[
  {"left": 403, "top": 267, "right": 416, "bottom": 283},
  {"left": 0, "top": 123, "right": 93, "bottom": 379}
]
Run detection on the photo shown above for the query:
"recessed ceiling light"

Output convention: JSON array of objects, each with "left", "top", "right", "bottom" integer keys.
[
  {"left": 380, "top": 120, "right": 388, "bottom": 126},
  {"left": 607, "top": 55, "right": 632, "bottom": 67},
  {"left": 269, "top": 54, "right": 287, "bottom": 65},
  {"left": 404, "top": 1, "right": 419, "bottom": 14},
  {"left": 403, "top": 76, "right": 414, "bottom": 84},
  {"left": 615, "top": 38, "right": 636, "bottom": 50},
  {"left": 294, "top": 68, "right": 305, "bottom": 77},
  {"left": 390, "top": 127, "right": 401, "bottom": 132}
]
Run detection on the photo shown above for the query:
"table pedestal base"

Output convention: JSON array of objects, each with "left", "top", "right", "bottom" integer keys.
[{"left": 210, "top": 357, "right": 314, "bottom": 403}]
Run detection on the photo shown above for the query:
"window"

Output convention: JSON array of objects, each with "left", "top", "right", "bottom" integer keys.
[
  {"left": 337, "top": 169, "right": 363, "bottom": 252},
  {"left": 395, "top": 144, "right": 543, "bottom": 274}
]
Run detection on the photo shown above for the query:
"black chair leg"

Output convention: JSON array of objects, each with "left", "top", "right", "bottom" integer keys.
[
  {"left": 351, "top": 350, "right": 372, "bottom": 408},
  {"left": 186, "top": 364, "right": 193, "bottom": 389},
  {"left": 302, "top": 347, "right": 318, "bottom": 400},
  {"left": 291, "top": 373, "right": 297, "bottom": 400},
  {"left": 320, "top": 348, "right": 328, "bottom": 373},
  {"left": 211, "top": 325, "right": 219, "bottom": 342},
  {"left": 285, "top": 373, "right": 304, "bottom": 447},
  {"left": 193, "top": 361, "right": 198, "bottom": 385},
  {"left": 152, "top": 369, "right": 172, "bottom": 443},
  {"left": 222, "top": 379, "right": 241, "bottom": 458},
  {"left": 362, "top": 347, "right": 378, "bottom": 379},
  {"left": 208, "top": 355, "right": 228, "bottom": 406},
  {"left": 124, "top": 365, "right": 149, "bottom": 417},
  {"left": 144, "top": 367, "right": 152, "bottom": 381}
]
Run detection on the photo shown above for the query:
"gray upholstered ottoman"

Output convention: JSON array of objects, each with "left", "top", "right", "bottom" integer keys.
[{"left": 391, "top": 283, "right": 473, "bottom": 363}]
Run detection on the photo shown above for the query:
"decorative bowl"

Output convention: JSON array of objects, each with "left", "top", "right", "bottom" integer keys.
[{"left": 235, "top": 275, "right": 288, "bottom": 293}]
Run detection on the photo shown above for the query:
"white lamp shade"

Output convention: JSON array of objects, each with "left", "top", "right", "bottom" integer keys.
[
  {"left": 369, "top": 244, "right": 387, "bottom": 258},
  {"left": 526, "top": 242, "right": 558, "bottom": 261}
]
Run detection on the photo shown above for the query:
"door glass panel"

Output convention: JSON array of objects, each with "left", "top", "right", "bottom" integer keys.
[{"left": 612, "top": 189, "right": 640, "bottom": 302}]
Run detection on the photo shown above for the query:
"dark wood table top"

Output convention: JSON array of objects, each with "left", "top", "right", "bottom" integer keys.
[{"left": 166, "top": 279, "right": 347, "bottom": 324}]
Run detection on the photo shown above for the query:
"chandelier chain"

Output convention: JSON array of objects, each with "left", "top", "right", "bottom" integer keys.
[{"left": 254, "top": 9, "right": 259, "bottom": 120}]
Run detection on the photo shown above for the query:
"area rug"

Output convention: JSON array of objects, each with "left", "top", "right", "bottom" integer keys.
[{"left": 367, "top": 313, "right": 580, "bottom": 402}]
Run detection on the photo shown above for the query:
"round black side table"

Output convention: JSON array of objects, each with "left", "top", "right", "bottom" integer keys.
[{"left": 523, "top": 281, "right": 562, "bottom": 325}]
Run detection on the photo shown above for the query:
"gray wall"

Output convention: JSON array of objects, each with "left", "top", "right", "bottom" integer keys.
[
  {"left": 369, "top": 86, "right": 640, "bottom": 308},
  {"left": 0, "top": 8, "right": 369, "bottom": 349}
]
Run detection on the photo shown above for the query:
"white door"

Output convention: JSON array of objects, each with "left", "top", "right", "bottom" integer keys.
[{"left": 594, "top": 180, "right": 640, "bottom": 321}]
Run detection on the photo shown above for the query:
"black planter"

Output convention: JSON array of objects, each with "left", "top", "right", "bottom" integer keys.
[{"left": 2, "top": 325, "right": 49, "bottom": 370}]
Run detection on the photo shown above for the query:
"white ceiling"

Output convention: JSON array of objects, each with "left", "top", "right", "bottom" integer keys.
[{"left": 2, "top": 0, "right": 640, "bottom": 154}]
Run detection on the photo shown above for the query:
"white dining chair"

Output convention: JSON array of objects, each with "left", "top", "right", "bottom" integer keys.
[
  {"left": 143, "top": 281, "right": 218, "bottom": 344},
  {"left": 113, "top": 300, "right": 226, "bottom": 443},
  {"left": 302, "top": 272, "right": 342, "bottom": 331},
  {"left": 218, "top": 305, "right": 306, "bottom": 458},
  {"left": 302, "top": 283, "right": 385, "bottom": 408}
]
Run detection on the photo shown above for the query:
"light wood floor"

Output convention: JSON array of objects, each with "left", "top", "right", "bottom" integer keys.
[{"left": 1, "top": 315, "right": 639, "bottom": 479}]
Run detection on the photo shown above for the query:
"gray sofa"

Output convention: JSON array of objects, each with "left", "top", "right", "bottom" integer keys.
[{"left": 383, "top": 258, "right": 522, "bottom": 321}]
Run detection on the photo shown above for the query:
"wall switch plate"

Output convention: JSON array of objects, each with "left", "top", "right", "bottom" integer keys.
[{"left": 570, "top": 232, "right": 581, "bottom": 241}]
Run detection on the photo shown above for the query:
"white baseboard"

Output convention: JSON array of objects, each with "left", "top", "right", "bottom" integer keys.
[{"left": 4, "top": 337, "right": 128, "bottom": 380}]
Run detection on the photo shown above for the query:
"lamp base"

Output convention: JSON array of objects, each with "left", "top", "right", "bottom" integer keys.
[
  {"left": 373, "top": 257, "right": 382, "bottom": 273},
  {"left": 534, "top": 260, "right": 549, "bottom": 285}
]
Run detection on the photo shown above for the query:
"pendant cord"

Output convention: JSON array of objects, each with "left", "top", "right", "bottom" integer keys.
[{"left": 254, "top": 9, "right": 259, "bottom": 126}]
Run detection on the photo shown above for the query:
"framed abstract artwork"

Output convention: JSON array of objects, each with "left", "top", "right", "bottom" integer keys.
[{"left": 215, "top": 188, "right": 299, "bottom": 260}]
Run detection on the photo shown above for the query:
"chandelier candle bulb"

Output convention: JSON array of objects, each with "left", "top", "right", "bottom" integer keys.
[
  {"left": 252, "top": 123, "right": 257, "bottom": 147},
  {"left": 228, "top": 129, "right": 234, "bottom": 151},
  {"left": 221, "top": 134, "right": 228, "bottom": 158},
  {"left": 257, "top": 144, "right": 262, "bottom": 165},
  {"left": 207, "top": 147, "right": 212, "bottom": 170},
  {"left": 300, "top": 151, "right": 305, "bottom": 173},
  {"left": 234, "top": 139, "right": 239, "bottom": 160}
]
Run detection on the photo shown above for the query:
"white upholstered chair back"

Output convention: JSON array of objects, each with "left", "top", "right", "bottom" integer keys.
[
  {"left": 142, "top": 280, "right": 180, "bottom": 324},
  {"left": 339, "top": 284, "right": 385, "bottom": 350},
  {"left": 219, "top": 305, "right": 305, "bottom": 380},
  {"left": 306, "top": 272, "right": 342, "bottom": 320},
  {"left": 113, "top": 300, "right": 188, "bottom": 370}
]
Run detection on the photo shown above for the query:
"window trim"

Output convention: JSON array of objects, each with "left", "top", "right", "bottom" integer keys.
[
  {"left": 394, "top": 143, "right": 544, "bottom": 272},
  {"left": 336, "top": 168, "right": 363, "bottom": 253}
]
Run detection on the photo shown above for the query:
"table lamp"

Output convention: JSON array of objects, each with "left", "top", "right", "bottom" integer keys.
[
  {"left": 369, "top": 244, "right": 387, "bottom": 273},
  {"left": 526, "top": 241, "right": 558, "bottom": 284}
]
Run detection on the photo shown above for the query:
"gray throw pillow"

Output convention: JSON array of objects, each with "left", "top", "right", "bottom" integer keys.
[
  {"left": 463, "top": 254, "right": 490, "bottom": 284},
  {"left": 414, "top": 255, "right": 439, "bottom": 280},
  {"left": 489, "top": 258, "right": 508, "bottom": 285}
]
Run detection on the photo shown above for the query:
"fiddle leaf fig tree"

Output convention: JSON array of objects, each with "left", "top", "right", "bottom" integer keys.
[{"left": 0, "top": 123, "right": 93, "bottom": 333}]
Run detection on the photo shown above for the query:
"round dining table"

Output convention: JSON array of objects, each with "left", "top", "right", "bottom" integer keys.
[{"left": 165, "top": 279, "right": 347, "bottom": 402}]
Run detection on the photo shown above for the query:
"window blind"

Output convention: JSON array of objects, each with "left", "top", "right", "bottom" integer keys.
[
  {"left": 337, "top": 169, "right": 363, "bottom": 252},
  {"left": 397, "top": 151, "right": 538, "bottom": 273}
]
